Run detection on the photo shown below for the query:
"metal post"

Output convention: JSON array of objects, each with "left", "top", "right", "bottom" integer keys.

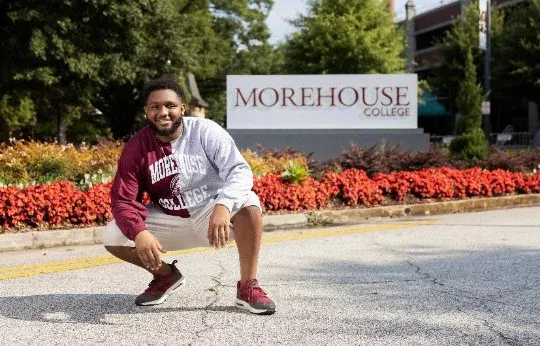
[
  {"left": 405, "top": 0, "right": 416, "bottom": 73},
  {"left": 483, "top": 0, "right": 492, "bottom": 136}
]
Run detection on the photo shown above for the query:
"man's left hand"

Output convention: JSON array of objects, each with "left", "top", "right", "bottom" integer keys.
[{"left": 208, "top": 204, "right": 231, "bottom": 249}]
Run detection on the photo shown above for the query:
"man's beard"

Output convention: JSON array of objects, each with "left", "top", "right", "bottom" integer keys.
[{"left": 149, "top": 118, "right": 182, "bottom": 137}]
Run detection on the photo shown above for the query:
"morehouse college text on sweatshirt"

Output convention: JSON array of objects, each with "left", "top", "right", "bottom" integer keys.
[{"left": 111, "top": 117, "right": 254, "bottom": 241}]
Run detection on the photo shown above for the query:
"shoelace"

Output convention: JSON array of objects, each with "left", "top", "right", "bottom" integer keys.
[
  {"left": 243, "top": 280, "right": 267, "bottom": 299},
  {"left": 144, "top": 279, "right": 160, "bottom": 294},
  {"left": 144, "top": 260, "right": 178, "bottom": 295},
  {"left": 251, "top": 286, "right": 267, "bottom": 298}
]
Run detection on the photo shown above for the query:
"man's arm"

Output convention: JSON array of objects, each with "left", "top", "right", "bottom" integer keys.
[
  {"left": 201, "top": 121, "right": 254, "bottom": 248},
  {"left": 202, "top": 121, "right": 254, "bottom": 213},
  {"left": 110, "top": 145, "right": 149, "bottom": 241},
  {"left": 111, "top": 144, "right": 166, "bottom": 269}
]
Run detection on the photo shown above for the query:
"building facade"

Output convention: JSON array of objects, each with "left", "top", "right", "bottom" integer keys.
[{"left": 401, "top": 0, "right": 535, "bottom": 142}]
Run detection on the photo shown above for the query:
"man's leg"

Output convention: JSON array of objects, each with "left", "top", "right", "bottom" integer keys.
[
  {"left": 231, "top": 206, "right": 263, "bottom": 283},
  {"left": 105, "top": 246, "right": 171, "bottom": 276},
  {"left": 102, "top": 218, "right": 186, "bottom": 306},
  {"left": 231, "top": 205, "right": 275, "bottom": 314}
]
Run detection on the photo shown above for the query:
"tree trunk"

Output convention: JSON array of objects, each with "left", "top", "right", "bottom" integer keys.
[{"left": 57, "top": 113, "right": 67, "bottom": 145}]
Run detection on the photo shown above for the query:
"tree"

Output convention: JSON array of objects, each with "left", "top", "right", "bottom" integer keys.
[
  {"left": 93, "top": 0, "right": 276, "bottom": 134},
  {"left": 196, "top": 0, "right": 277, "bottom": 126},
  {"left": 282, "top": 0, "right": 405, "bottom": 74},
  {"left": 0, "top": 0, "right": 275, "bottom": 141},
  {"left": 449, "top": 49, "right": 488, "bottom": 161},
  {"left": 429, "top": 5, "right": 484, "bottom": 117},
  {"left": 94, "top": 0, "right": 219, "bottom": 139},
  {"left": 1, "top": 1, "right": 167, "bottom": 143},
  {"left": 0, "top": 93, "right": 36, "bottom": 139},
  {"left": 493, "top": 0, "right": 540, "bottom": 105}
]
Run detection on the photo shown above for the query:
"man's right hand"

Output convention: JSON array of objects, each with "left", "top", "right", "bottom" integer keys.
[{"left": 134, "top": 230, "right": 166, "bottom": 271}]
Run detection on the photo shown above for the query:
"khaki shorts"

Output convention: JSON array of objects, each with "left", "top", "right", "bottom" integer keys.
[{"left": 103, "top": 191, "right": 261, "bottom": 251}]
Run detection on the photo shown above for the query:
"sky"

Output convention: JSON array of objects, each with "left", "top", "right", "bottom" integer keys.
[{"left": 266, "top": 0, "right": 448, "bottom": 44}]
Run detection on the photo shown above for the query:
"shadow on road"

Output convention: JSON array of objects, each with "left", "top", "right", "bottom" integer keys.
[{"left": 0, "top": 294, "right": 238, "bottom": 325}]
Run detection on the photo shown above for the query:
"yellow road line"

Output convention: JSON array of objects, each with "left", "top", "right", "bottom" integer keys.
[{"left": 0, "top": 220, "right": 438, "bottom": 281}]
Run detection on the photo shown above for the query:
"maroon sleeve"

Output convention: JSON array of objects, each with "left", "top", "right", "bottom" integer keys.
[{"left": 111, "top": 137, "right": 149, "bottom": 241}]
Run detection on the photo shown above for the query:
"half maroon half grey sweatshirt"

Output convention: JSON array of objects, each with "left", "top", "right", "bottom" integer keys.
[{"left": 110, "top": 117, "right": 253, "bottom": 240}]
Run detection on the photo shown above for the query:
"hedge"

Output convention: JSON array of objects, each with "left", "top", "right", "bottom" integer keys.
[{"left": 1, "top": 167, "right": 539, "bottom": 233}]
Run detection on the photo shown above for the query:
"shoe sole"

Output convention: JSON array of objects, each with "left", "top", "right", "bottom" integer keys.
[
  {"left": 235, "top": 298, "right": 276, "bottom": 315},
  {"left": 136, "top": 276, "right": 186, "bottom": 306}
]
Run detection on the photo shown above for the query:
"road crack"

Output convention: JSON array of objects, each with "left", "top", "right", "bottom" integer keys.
[
  {"left": 373, "top": 241, "right": 537, "bottom": 345},
  {"left": 190, "top": 261, "right": 228, "bottom": 345}
]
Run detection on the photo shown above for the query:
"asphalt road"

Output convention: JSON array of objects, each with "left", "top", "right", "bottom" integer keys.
[{"left": 0, "top": 207, "right": 539, "bottom": 345}]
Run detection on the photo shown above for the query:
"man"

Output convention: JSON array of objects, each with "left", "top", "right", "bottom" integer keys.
[
  {"left": 103, "top": 76, "right": 275, "bottom": 315},
  {"left": 188, "top": 96, "right": 208, "bottom": 118}
]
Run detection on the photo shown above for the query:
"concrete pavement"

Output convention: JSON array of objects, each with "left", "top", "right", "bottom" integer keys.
[
  {"left": 0, "top": 207, "right": 538, "bottom": 345},
  {"left": 1, "top": 194, "right": 540, "bottom": 252}
]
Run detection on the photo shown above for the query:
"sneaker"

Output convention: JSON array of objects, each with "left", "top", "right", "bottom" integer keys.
[
  {"left": 235, "top": 278, "right": 276, "bottom": 315},
  {"left": 135, "top": 260, "right": 186, "bottom": 306}
]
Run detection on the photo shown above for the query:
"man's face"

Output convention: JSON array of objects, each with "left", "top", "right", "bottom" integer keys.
[{"left": 144, "top": 89, "right": 186, "bottom": 137}]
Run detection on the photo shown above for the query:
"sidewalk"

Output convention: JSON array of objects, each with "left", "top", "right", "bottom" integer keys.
[{"left": 1, "top": 194, "right": 539, "bottom": 252}]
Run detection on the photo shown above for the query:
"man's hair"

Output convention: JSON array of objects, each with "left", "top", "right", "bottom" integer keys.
[{"left": 142, "top": 76, "right": 185, "bottom": 104}]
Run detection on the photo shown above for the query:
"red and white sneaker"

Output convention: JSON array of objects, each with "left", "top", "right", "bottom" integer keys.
[
  {"left": 135, "top": 260, "right": 185, "bottom": 306},
  {"left": 235, "top": 278, "right": 276, "bottom": 315}
]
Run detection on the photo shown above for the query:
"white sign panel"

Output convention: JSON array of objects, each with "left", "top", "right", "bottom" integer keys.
[
  {"left": 479, "top": 0, "right": 488, "bottom": 51},
  {"left": 482, "top": 101, "right": 490, "bottom": 115},
  {"left": 227, "top": 74, "right": 418, "bottom": 129}
]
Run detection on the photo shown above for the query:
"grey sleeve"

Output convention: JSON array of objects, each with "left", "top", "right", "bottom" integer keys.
[{"left": 201, "top": 121, "right": 253, "bottom": 212}]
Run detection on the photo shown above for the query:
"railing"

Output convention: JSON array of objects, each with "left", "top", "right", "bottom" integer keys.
[
  {"left": 488, "top": 132, "right": 531, "bottom": 147},
  {"left": 430, "top": 132, "right": 534, "bottom": 149}
]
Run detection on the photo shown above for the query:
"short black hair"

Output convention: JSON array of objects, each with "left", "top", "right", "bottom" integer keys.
[{"left": 142, "top": 76, "right": 186, "bottom": 104}]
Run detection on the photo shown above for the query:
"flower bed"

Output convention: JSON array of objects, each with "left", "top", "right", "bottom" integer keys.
[{"left": 1, "top": 167, "right": 539, "bottom": 233}]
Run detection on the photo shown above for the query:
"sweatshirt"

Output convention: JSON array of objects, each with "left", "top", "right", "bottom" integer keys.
[{"left": 110, "top": 117, "right": 254, "bottom": 240}]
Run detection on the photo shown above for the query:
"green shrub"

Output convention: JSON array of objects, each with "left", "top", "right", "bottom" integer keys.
[
  {"left": 77, "top": 170, "right": 114, "bottom": 191},
  {"left": 449, "top": 128, "right": 489, "bottom": 162},
  {"left": 27, "top": 156, "right": 69, "bottom": 184},
  {"left": 242, "top": 147, "right": 308, "bottom": 177},
  {"left": 449, "top": 49, "right": 488, "bottom": 162},
  {"left": 280, "top": 160, "right": 311, "bottom": 184},
  {"left": 0, "top": 139, "right": 122, "bottom": 186}
]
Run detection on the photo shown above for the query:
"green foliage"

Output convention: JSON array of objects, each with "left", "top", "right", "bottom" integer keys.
[
  {"left": 242, "top": 148, "right": 308, "bottom": 177},
  {"left": 77, "top": 170, "right": 114, "bottom": 191},
  {"left": 27, "top": 157, "right": 68, "bottom": 184},
  {"left": 197, "top": 0, "right": 277, "bottom": 126},
  {"left": 450, "top": 50, "right": 487, "bottom": 161},
  {"left": 429, "top": 5, "right": 484, "bottom": 115},
  {"left": 493, "top": 0, "right": 540, "bottom": 104},
  {"left": 0, "top": 93, "right": 36, "bottom": 138},
  {"left": 282, "top": 0, "right": 405, "bottom": 74},
  {"left": 0, "top": 0, "right": 275, "bottom": 141},
  {"left": 449, "top": 128, "right": 488, "bottom": 162},
  {"left": 280, "top": 160, "right": 311, "bottom": 184},
  {"left": 455, "top": 50, "right": 484, "bottom": 134},
  {"left": 0, "top": 140, "right": 121, "bottom": 186},
  {"left": 306, "top": 211, "right": 334, "bottom": 226}
]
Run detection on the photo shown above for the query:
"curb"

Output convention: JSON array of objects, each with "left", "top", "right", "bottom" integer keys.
[{"left": 1, "top": 194, "right": 539, "bottom": 252}]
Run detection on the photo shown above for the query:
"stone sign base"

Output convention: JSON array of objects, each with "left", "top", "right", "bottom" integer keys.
[{"left": 227, "top": 128, "right": 429, "bottom": 160}]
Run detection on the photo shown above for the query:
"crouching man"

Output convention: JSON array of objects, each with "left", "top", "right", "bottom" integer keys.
[{"left": 102, "top": 76, "right": 275, "bottom": 315}]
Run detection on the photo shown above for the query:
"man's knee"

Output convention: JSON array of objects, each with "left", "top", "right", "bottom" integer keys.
[{"left": 232, "top": 205, "right": 262, "bottom": 224}]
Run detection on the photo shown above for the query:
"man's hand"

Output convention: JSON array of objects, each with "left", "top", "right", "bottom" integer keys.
[
  {"left": 208, "top": 204, "right": 231, "bottom": 249},
  {"left": 135, "top": 230, "right": 166, "bottom": 271}
]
